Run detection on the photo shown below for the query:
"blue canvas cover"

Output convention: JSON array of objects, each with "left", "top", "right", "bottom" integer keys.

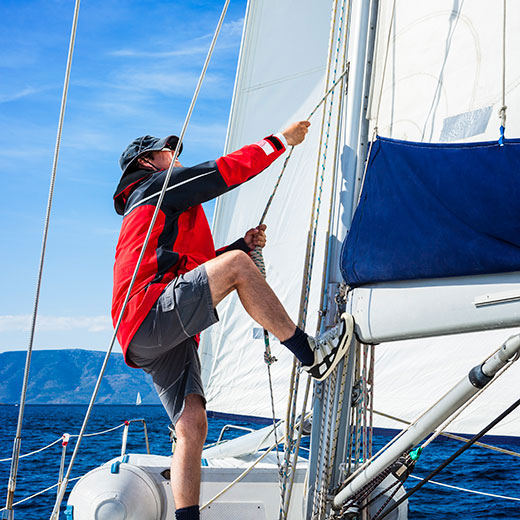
[{"left": 341, "top": 136, "right": 520, "bottom": 286}]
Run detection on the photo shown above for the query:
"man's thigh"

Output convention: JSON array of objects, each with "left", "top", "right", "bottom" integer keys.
[{"left": 129, "top": 264, "right": 218, "bottom": 364}]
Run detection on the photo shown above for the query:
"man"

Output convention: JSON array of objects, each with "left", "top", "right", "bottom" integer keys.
[{"left": 112, "top": 121, "right": 353, "bottom": 520}]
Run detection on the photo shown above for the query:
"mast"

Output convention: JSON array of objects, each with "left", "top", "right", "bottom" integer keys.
[{"left": 306, "top": 0, "right": 378, "bottom": 517}]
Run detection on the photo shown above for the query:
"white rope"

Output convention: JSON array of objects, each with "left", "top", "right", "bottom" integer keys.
[
  {"left": 4, "top": 1, "right": 82, "bottom": 515},
  {"left": 200, "top": 413, "right": 311, "bottom": 511},
  {"left": 0, "top": 477, "right": 81, "bottom": 512},
  {"left": 0, "top": 438, "right": 62, "bottom": 463},
  {"left": 80, "top": 422, "right": 126, "bottom": 438},
  {"left": 408, "top": 474, "right": 520, "bottom": 502},
  {"left": 48, "top": 5, "right": 231, "bottom": 518},
  {"left": 0, "top": 423, "right": 126, "bottom": 463}
]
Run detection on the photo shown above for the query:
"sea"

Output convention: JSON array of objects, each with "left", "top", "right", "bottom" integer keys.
[{"left": 0, "top": 404, "right": 519, "bottom": 519}]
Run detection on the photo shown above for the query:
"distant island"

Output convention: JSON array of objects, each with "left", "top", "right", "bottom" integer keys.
[{"left": 1, "top": 349, "right": 160, "bottom": 405}]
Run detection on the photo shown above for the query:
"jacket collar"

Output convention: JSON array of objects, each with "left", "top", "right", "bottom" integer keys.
[{"left": 113, "top": 169, "right": 153, "bottom": 216}]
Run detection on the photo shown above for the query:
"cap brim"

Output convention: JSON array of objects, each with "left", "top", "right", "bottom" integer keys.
[{"left": 121, "top": 135, "right": 183, "bottom": 177}]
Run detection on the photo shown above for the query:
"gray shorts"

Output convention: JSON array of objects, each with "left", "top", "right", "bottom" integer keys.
[{"left": 127, "top": 264, "right": 218, "bottom": 425}]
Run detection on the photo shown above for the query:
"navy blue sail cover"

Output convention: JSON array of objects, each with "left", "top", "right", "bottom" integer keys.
[{"left": 341, "top": 136, "right": 520, "bottom": 286}]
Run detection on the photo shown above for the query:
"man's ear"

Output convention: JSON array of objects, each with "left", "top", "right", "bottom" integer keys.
[{"left": 137, "top": 156, "right": 151, "bottom": 169}]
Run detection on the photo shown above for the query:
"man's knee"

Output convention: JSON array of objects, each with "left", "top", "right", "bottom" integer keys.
[
  {"left": 222, "top": 250, "right": 255, "bottom": 281},
  {"left": 175, "top": 395, "right": 207, "bottom": 444}
]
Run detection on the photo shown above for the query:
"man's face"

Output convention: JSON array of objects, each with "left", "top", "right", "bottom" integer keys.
[{"left": 140, "top": 148, "right": 183, "bottom": 171}]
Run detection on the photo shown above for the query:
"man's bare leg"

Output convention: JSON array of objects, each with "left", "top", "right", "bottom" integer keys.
[
  {"left": 204, "top": 250, "right": 296, "bottom": 341},
  {"left": 171, "top": 394, "right": 207, "bottom": 511}
]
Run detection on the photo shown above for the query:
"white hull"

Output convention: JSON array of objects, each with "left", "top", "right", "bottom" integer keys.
[{"left": 67, "top": 452, "right": 307, "bottom": 520}]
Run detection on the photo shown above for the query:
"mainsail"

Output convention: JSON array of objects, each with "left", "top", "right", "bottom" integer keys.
[
  {"left": 202, "top": 0, "right": 520, "bottom": 441},
  {"left": 353, "top": 0, "right": 520, "bottom": 438}
]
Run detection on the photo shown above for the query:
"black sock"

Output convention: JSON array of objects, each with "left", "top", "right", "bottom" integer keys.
[
  {"left": 281, "top": 327, "right": 314, "bottom": 366},
  {"left": 175, "top": 506, "right": 200, "bottom": 520}
]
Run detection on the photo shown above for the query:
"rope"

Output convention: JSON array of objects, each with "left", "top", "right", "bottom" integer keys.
[
  {"left": 4, "top": 2, "right": 82, "bottom": 516},
  {"left": 339, "top": 343, "right": 518, "bottom": 491},
  {"left": 378, "top": 395, "right": 520, "bottom": 520},
  {"left": 407, "top": 474, "right": 520, "bottom": 502},
  {"left": 0, "top": 438, "right": 62, "bottom": 463},
  {"left": 0, "top": 477, "right": 82, "bottom": 513},
  {"left": 249, "top": 247, "right": 283, "bottom": 503},
  {"left": 282, "top": 376, "right": 312, "bottom": 519},
  {"left": 373, "top": 409, "right": 520, "bottom": 458},
  {"left": 48, "top": 3, "right": 231, "bottom": 517},
  {"left": 200, "top": 413, "right": 311, "bottom": 511},
  {"left": 421, "top": 348, "right": 519, "bottom": 450},
  {"left": 499, "top": 0, "right": 507, "bottom": 145},
  {"left": 258, "top": 63, "right": 350, "bottom": 227}
]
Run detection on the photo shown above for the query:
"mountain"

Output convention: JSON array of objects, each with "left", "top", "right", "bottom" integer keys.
[{"left": 0, "top": 349, "right": 161, "bottom": 404}]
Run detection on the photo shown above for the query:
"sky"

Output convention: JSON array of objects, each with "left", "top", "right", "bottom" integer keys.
[{"left": 0, "top": 0, "right": 248, "bottom": 353}]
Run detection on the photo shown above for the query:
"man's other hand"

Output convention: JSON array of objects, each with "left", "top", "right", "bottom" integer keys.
[
  {"left": 244, "top": 224, "right": 267, "bottom": 250},
  {"left": 282, "top": 121, "right": 311, "bottom": 146}
]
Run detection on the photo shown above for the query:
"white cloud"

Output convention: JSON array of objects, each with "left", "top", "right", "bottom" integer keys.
[
  {"left": 0, "top": 87, "right": 46, "bottom": 104},
  {"left": 110, "top": 46, "right": 209, "bottom": 58},
  {"left": 0, "top": 315, "right": 112, "bottom": 333},
  {"left": 108, "top": 17, "right": 244, "bottom": 59}
]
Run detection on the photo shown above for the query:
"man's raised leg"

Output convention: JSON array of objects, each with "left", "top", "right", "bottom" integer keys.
[
  {"left": 205, "top": 250, "right": 297, "bottom": 341},
  {"left": 204, "top": 249, "right": 353, "bottom": 381}
]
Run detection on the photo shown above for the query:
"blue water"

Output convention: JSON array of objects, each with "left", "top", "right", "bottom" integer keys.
[{"left": 0, "top": 405, "right": 519, "bottom": 519}]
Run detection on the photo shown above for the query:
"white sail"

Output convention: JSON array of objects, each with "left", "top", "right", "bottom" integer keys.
[
  {"left": 368, "top": 0, "right": 520, "bottom": 142},
  {"left": 361, "top": 0, "right": 520, "bottom": 438},
  {"left": 199, "top": 0, "right": 342, "bottom": 418},
  {"left": 202, "top": 0, "right": 520, "bottom": 438}
]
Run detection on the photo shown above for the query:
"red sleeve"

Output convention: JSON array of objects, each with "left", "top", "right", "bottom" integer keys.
[{"left": 216, "top": 135, "right": 286, "bottom": 187}]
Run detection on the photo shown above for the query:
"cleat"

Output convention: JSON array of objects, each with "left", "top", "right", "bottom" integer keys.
[{"left": 303, "top": 313, "right": 354, "bottom": 381}]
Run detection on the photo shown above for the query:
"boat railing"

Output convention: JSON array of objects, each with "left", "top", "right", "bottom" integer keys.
[
  {"left": 121, "top": 418, "right": 150, "bottom": 456},
  {"left": 216, "top": 424, "right": 255, "bottom": 444},
  {"left": 0, "top": 421, "right": 130, "bottom": 516}
]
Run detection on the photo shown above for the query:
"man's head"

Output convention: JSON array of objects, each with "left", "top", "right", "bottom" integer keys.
[{"left": 119, "top": 134, "right": 183, "bottom": 176}]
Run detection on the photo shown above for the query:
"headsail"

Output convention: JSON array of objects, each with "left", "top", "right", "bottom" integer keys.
[{"left": 199, "top": 0, "right": 342, "bottom": 419}]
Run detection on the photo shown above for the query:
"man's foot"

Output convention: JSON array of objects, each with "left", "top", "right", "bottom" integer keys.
[{"left": 303, "top": 313, "right": 354, "bottom": 381}]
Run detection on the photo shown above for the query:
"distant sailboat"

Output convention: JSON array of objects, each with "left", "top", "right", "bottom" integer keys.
[{"left": 135, "top": 392, "right": 142, "bottom": 406}]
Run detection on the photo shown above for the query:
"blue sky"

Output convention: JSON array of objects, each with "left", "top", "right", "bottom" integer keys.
[{"left": 0, "top": 0, "right": 247, "bottom": 352}]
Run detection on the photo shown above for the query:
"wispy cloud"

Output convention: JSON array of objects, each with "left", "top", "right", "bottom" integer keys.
[
  {"left": 0, "top": 315, "right": 112, "bottom": 333},
  {"left": 110, "top": 46, "right": 209, "bottom": 58},
  {"left": 109, "top": 18, "right": 244, "bottom": 59},
  {"left": 0, "top": 87, "right": 47, "bottom": 104}
]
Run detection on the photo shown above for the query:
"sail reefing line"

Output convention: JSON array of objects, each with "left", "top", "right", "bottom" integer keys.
[
  {"left": 3, "top": 1, "right": 82, "bottom": 518},
  {"left": 499, "top": 0, "right": 507, "bottom": 145},
  {"left": 47, "top": 1, "right": 232, "bottom": 518}
]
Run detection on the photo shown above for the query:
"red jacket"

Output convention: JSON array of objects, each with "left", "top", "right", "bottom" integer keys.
[{"left": 112, "top": 134, "right": 286, "bottom": 365}]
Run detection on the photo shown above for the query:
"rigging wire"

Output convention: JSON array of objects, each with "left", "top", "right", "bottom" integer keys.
[
  {"left": 378, "top": 395, "right": 520, "bottom": 520},
  {"left": 48, "top": 2, "right": 231, "bottom": 517},
  {"left": 373, "top": 409, "right": 520, "bottom": 459},
  {"left": 407, "top": 475, "right": 520, "bottom": 502},
  {"left": 3, "top": 2, "right": 82, "bottom": 517},
  {"left": 337, "top": 343, "right": 518, "bottom": 494}
]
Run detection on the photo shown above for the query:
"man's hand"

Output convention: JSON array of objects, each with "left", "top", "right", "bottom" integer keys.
[
  {"left": 244, "top": 224, "right": 267, "bottom": 250},
  {"left": 282, "top": 121, "right": 311, "bottom": 146}
]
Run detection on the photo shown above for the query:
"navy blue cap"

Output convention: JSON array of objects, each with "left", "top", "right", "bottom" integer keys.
[{"left": 119, "top": 134, "right": 183, "bottom": 176}]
